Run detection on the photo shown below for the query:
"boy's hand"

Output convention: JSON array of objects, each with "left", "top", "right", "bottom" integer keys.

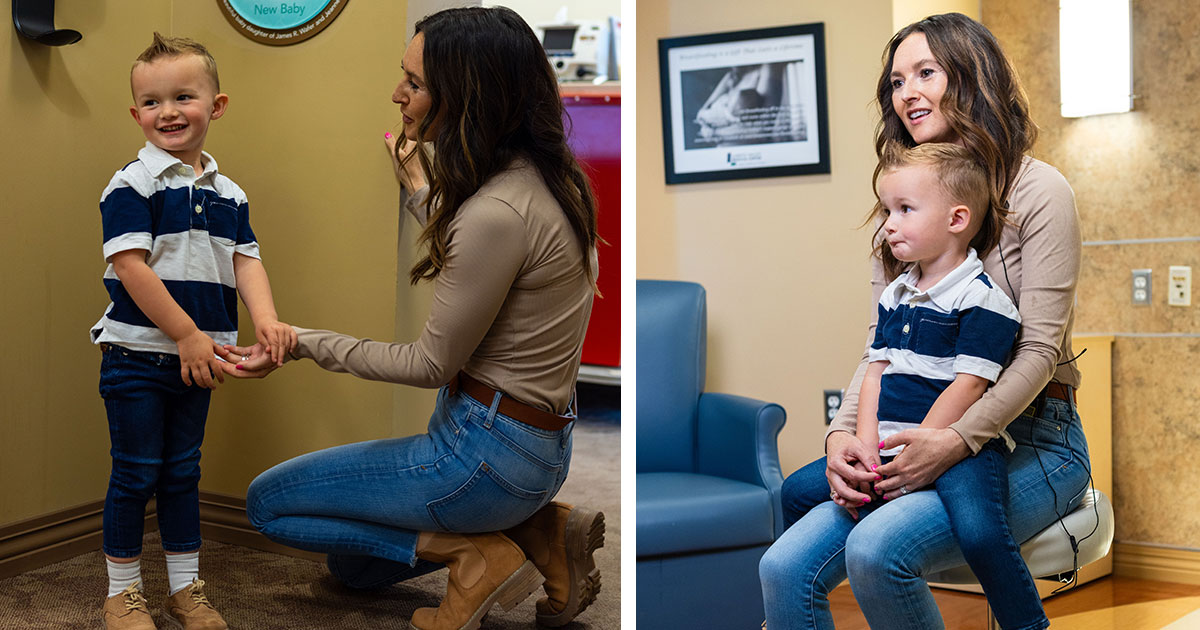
[
  {"left": 385, "top": 132, "right": 427, "bottom": 192},
  {"left": 255, "top": 320, "right": 297, "bottom": 368},
  {"left": 851, "top": 432, "right": 883, "bottom": 498},
  {"left": 176, "top": 330, "right": 225, "bottom": 389}
]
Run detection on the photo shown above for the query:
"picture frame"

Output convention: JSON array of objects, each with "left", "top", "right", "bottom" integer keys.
[{"left": 658, "top": 23, "right": 830, "bottom": 184}]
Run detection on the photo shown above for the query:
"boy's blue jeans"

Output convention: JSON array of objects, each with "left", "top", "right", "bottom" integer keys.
[
  {"left": 765, "top": 398, "right": 1087, "bottom": 630},
  {"left": 100, "top": 343, "right": 210, "bottom": 558},
  {"left": 245, "top": 385, "right": 574, "bottom": 579}
]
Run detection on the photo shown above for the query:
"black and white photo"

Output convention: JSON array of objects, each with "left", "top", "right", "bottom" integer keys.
[{"left": 660, "top": 23, "right": 829, "bottom": 183}]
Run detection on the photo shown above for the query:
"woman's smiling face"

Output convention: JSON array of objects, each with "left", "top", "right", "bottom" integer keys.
[
  {"left": 890, "top": 33, "right": 956, "bottom": 145},
  {"left": 393, "top": 33, "right": 437, "bottom": 142}
]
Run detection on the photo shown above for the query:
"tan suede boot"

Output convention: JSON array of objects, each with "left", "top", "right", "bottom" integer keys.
[
  {"left": 163, "top": 579, "right": 227, "bottom": 630},
  {"left": 504, "top": 502, "right": 604, "bottom": 627},
  {"left": 408, "top": 531, "right": 544, "bottom": 630},
  {"left": 102, "top": 581, "right": 156, "bottom": 630}
]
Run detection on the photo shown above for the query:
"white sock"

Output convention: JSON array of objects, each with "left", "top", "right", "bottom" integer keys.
[
  {"left": 106, "top": 558, "right": 142, "bottom": 598},
  {"left": 166, "top": 551, "right": 200, "bottom": 595}
]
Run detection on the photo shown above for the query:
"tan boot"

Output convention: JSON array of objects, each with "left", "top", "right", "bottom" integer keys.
[
  {"left": 163, "top": 579, "right": 228, "bottom": 630},
  {"left": 102, "top": 581, "right": 156, "bottom": 630},
  {"left": 408, "top": 531, "right": 544, "bottom": 630},
  {"left": 504, "top": 502, "right": 604, "bottom": 627}
]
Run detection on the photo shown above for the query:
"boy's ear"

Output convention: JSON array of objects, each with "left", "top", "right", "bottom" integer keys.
[
  {"left": 210, "top": 93, "right": 229, "bottom": 120},
  {"left": 947, "top": 204, "right": 971, "bottom": 234},
  {"left": 129, "top": 107, "right": 141, "bottom": 124}
]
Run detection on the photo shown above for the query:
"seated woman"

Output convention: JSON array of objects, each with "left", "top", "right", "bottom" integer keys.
[{"left": 759, "top": 13, "right": 1091, "bottom": 630}]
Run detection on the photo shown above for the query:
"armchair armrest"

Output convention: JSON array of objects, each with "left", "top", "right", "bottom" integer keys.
[{"left": 696, "top": 392, "right": 787, "bottom": 538}]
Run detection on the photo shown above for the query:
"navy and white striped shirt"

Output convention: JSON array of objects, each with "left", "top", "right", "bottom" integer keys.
[
  {"left": 870, "top": 248, "right": 1020, "bottom": 455},
  {"left": 90, "top": 142, "right": 259, "bottom": 354}
]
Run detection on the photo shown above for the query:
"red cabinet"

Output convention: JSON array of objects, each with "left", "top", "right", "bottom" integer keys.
[{"left": 562, "top": 87, "right": 620, "bottom": 383}]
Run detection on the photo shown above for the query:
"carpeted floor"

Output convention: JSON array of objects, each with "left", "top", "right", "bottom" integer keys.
[{"left": 0, "top": 403, "right": 620, "bottom": 630}]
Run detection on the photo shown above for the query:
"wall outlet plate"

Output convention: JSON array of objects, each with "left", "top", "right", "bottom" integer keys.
[
  {"left": 1132, "top": 268, "right": 1152, "bottom": 305},
  {"left": 1169, "top": 265, "right": 1191, "bottom": 306},
  {"left": 823, "top": 389, "right": 844, "bottom": 425}
]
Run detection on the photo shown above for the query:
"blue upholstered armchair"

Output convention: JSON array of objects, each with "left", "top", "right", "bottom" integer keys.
[{"left": 636, "top": 280, "right": 787, "bottom": 630}]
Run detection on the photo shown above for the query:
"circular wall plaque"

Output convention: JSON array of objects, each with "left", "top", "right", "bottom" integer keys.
[{"left": 216, "top": 0, "right": 349, "bottom": 46}]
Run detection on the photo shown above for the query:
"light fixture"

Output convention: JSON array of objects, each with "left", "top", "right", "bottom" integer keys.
[{"left": 1059, "top": 0, "right": 1132, "bottom": 117}]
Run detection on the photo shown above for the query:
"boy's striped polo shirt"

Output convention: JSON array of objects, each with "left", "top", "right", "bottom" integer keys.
[
  {"left": 91, "top": 142, "right": 259, "bottom": 354},
  {"left": 869, "top": 248, "right": 1021, "bottom": 455}
]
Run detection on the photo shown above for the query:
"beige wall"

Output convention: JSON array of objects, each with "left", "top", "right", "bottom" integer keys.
[
  {"left": 489, "top": 0, "right": 621, "bottom": 27},
  {"left": 984, "top": 0, "right": 1200, "bottom": 549},
  {"left": 893, "top": 0, "right": 979, "bottom": 31},
  {"left": 636, "top": 1, "right": 893, "bottom": 473},
  {"left": 0, "top": 1, "right": 433, "bottom": 524}
]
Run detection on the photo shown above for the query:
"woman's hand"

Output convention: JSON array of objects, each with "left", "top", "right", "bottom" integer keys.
[
  {"left": 216, "top": 343, "right": 278, "bottom": 378},
  {"left": 873, "top": 427, "right": 972, "bottom": 500},
  {"left": 384, "top": 131, "right": 427, "bottom": 193},
  {"left": 825, "top": 431, "right": 884, "bottom": 518}
]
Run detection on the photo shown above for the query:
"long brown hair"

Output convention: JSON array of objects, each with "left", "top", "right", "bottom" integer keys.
[
  {"left": 871, "top": 13, "right": 1035, "bottom": 278},
  {"left": 400, "top": 6, "right": 600, "bottom": 289}
]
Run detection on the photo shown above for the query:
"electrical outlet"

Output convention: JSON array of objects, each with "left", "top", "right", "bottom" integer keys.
[
  {"left": 1169, "top": 265, "right": 1191, "bottom": 306},
  {"left": 1132, "top": 269, "right": 1152, "bottom": 305},
  {"left": 823, "top": 389, "right": 844, "bottom": 425}
]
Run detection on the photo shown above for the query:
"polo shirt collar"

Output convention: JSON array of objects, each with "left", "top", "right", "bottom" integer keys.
[
  {"left": 137, "top": 141, "right": 219, "bottom": 180},
  {"left": 893, "top": 248, "right": 984, "bottom": 311}
]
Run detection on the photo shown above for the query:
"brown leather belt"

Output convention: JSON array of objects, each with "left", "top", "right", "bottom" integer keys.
[
  {"left": 447, "top": 371, "right": 570, "bottom": 432},
  {"left": 1025, "top": 381, "right": 1076, "bottom": 416}
]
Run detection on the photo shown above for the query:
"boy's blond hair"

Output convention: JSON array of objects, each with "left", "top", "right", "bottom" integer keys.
[
  {"left": 871, "top": 141, "right": 1004, "bottom": 279},
  {"left": 133, "top": 32, "right": 220, "bottom": 91}
]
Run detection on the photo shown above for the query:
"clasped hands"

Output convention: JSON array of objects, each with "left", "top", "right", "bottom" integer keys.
[
  {"left": 214, "top": 341, "right": 281, "bottom": 378},
  {"left": 174, "top": 322, "right": 295, "bottom": 387},
  {"left": 824, "top": 428, "right": 971, "bottom": 520},
  {"left": 207, "top": 322, "right": 296, "bottom": 380}
]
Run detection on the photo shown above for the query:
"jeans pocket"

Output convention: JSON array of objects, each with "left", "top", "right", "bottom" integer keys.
[
  {"left": 485, "top": 416, "right": 568, "bottom": 473},
  {"left": 426, "top": 461, "right": 548, "bottom": 532},
  {"left": 99, "top": 347, "right": 132, "bottom": 399}
]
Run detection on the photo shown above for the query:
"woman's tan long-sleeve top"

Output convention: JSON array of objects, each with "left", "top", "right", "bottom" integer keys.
[
  {"left": 292, "top": 159, "right": 596, "bottom": 415},
  {"left": 828, "top": 156, "right": 1082, "bottom": 454}
]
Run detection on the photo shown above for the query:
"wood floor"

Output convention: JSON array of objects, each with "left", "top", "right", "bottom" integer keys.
[{"left": 827, "top": 576, "right": 1200, "bottom": 629}]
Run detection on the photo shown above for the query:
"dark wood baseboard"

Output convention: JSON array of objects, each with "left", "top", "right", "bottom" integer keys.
[{"left": 0, "top": 492, "right": 319, "bottom": 579}]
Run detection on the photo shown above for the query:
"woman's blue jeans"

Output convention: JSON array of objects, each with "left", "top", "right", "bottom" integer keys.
[
  {"left": 100, "top": 344, "right": 211, "bottom": 558},
  {"left": 245, "top": 385, "right": 574, "bottom": 578},
  {"left": 760, "top": 397, "right": 1090, "bottom": 630}
]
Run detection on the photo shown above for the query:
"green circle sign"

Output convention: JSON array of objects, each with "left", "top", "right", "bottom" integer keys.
[{"left": 217, "top": 0, "right": 348, "bottom": 45}]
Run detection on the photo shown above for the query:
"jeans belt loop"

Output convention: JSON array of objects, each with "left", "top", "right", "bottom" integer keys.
[
  {"left": 484, "top": 391, "right": 502, "bottom": 429},
  {"left": 448, "top": 371, "right": 571, "bottom": 432}
]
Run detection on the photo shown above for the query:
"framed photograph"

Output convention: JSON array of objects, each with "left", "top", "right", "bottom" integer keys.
[{"left": 659, "top": 23, "right": 829, "bottom": 184}]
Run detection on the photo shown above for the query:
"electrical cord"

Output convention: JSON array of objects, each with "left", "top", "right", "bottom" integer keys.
[{"left": 998, "top": 212, "right": 1098, "bottom": 592}]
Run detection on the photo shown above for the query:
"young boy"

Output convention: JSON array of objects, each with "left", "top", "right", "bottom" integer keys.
[
  {"left": 91, "top": 33, "right": 295, "bottom": 630},
  {"left": 851, "top": 142, "right": 1047, "bottom": 630}
]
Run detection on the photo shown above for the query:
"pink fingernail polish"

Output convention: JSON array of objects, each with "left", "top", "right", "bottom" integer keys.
[
  {"left": 385, "top": 132, "right": 392, "bottom": 139},
  {"left": 861, "top": 498, "right": 870, "bottom": 504},
  {"left": 878, "top": 441, "right": 885, "bottom": 449},
  {"left": 236, "top": 364, "right": 244, "bottom": 371},
  {"left": 875, "top": 475, "right": 882, "bottom": 481},
  {"left": 871, "top": 464, "right": 877, "bottom": 471}
]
